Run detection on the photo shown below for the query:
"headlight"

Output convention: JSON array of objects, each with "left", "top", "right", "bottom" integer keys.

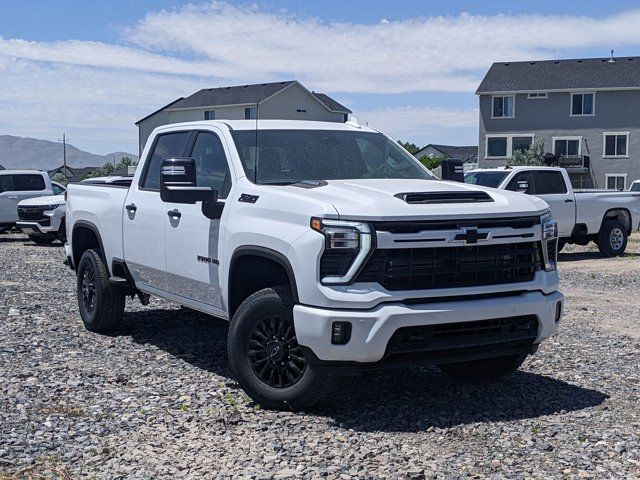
[
  {"left": 45, "top": 204, "right": 60, "bottom": 211},
  {"left": 311, "top": 218, "right": 373, "bottom": 284},
  {"left": 540, "top": 210, "right": 558, "bottom": 271}
]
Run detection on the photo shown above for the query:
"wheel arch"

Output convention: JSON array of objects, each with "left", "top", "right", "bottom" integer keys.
[
  {"left": 71, "top": 220, "right": 108, "bottom": 273},
  {"left": 601, "top": 208, "right": 632, "bottom": 235},
  {"left": 228, "top": 246, "right": 299, "bottom": 316}
]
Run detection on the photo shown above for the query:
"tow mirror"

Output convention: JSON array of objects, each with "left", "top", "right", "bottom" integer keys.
[
  {"left": 516, "top": 181, "right": 530, "bottom": 193},
  {"left": 160, "top": 158, "right": 217, "bottom": 204}
]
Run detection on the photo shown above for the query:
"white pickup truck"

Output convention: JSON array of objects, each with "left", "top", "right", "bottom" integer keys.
[
  {"left": 465, "top": 166, "right": 640, "bottom": 256},
  {"left": 65, "top": 120, "right": 563, "bottom": 410}
]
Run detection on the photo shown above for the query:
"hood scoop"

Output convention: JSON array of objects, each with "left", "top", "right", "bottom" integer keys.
[{"left": 395, "top": 191, "right": 494, "bottom": 204}]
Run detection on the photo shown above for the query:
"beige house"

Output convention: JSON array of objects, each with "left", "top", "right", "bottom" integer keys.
[{"left": 135, "top": 80, "right": 351, "bottom": 154}]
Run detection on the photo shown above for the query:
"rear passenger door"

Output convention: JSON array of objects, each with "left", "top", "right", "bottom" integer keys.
[
  {"left": 531, "top": 171, "right": 575, "bottom": 237},
  {"left": 123, "top": 130, "right": 191, "bottom": 292},
  {"left": 164, "top": 129, "right": 233, "bottom": 312}
]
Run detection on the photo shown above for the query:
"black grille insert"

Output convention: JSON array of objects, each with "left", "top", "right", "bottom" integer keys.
[
  {"left": 375, "top": 216, "right": 540, "bottom": 234},
  {"left": 356, "top": 242, "right": 541, "bottom": 290},
  {"left": 386, "top": 315, "right": 539, "bottom": 358},
  {"left": 17, "top": 206, "right": 48, "bottom": 222}
]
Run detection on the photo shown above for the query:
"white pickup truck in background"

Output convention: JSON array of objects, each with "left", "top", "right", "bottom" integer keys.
[
  {"left": 65, "top": 120, "right": 563, "bottom": 410},
  {"left": 465, "top": 166, "right": 640, "bottom": 256}
]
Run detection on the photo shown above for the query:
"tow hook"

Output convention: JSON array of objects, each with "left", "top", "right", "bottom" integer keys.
[{"left": 137, "top": 292, "right": 150, "bottom": 306}]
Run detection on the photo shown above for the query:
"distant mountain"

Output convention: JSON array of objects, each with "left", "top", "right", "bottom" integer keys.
[{"left": 0, "top": 135, "right": 138, "bottom": 171}]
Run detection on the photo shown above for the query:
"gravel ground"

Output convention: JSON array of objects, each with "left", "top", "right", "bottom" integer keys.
[{"left": 1, "top": 231, "right": 640, "bottom": 479}]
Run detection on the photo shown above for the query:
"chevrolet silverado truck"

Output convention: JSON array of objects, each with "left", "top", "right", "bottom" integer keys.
[
  {"left": 17, "top": 181, "right": 66, "bottom": 244},
  {"left": 65, "top": 120, "right": 563, "bottom": 410},
  {"left": 465, "top": 166, "right": 640, "bottom": 256}
]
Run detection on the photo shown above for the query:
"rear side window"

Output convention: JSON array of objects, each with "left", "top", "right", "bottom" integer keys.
[
  {"left": 532, "top": 171, "right": 567, "bottom": 195},
  {"left": 0, "top": 174, "right": 45, "bottom": 192},
  {"left": 141, "top": 131, "right": 191, "bottom": 190}
]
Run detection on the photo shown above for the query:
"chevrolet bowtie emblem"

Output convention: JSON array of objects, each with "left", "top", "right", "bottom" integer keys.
[{"left": 453, "top": 228, "right": 489, "bottom": 244}]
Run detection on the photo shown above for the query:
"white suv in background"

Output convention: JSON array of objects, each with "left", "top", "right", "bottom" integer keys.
[{"left": 0, "top": 170, "right": 57, "bottom": 233}]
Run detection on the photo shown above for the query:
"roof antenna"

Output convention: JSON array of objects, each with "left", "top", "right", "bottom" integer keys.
[
  {"left": 609, "top": 50, "right": 615, "bottom": 63},
  {"left": 254, "top": 101, "right": 259, "bottom": 184}
]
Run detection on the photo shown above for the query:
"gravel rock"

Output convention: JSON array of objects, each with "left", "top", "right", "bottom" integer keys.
[{"left": 1, "top": 231, "right": 640, "bottom": 478}]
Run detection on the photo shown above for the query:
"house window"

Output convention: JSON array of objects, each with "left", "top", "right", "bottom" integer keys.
[
  {"left": 527, "top": 93, "right": 548, "bottom": 99},
  {"left": 204, "top": 110, "right": 216, "bottom": 120},
  {"left": 245, "top": 107, "right": 257, "bottom": 120},
  {"left": 296, "top": 108, "right": 307, "bottom": 113},
  {"left": 485, "top": 134, "right": 534, "bottom": 158},
  {"left": 343, "top": 114, "right": 349, "bottom": 122},
  {"left": 553, "top": 137, "right": 581, "bottom": 157},
  {"left": 606, "top": 174, "right": 627, "bottom": 190},
  {"left": 603, "top": 132, "right": 629, "bottom": 157},
  {"left": 487, "top": 137, "right": 508, "bottom": 157},
  {"left": 512, "top": 136, "right": 533, "bottom": 153},
  {"left": 492, "top": 96, "right": 515, "bottom": 118},
  {"left": 571, "top": 93, "right": 595, "bottom": 116}
]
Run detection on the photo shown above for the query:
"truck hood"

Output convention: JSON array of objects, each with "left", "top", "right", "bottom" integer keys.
[
  {"left": 18, "top": 194, "right": 65, "bottom": 207},
  {"left": 284, "top": 179, "right": 549, "bottom": 221}
]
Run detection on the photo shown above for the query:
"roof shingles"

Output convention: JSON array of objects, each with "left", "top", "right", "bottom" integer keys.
[{"left": 477, "top": 56, "right": 640, "bottom": 94}]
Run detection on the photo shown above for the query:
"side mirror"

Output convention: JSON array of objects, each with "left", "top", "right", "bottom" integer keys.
[
  {"left": 160, "top": 158, "right": 217, "bottom": 204},
  {"left": 516, "top": 181, "right": 530, "bottom": 193}
]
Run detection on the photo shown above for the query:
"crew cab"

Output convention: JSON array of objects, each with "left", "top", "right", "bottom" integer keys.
[
  {"left": 65, "top": 120, "right": 563, "bottom": 410},
  {"left": 465, "top": 166, "right": 640, "bottom": 256},
  {"left": 0, "top": 170, "right": 57, "bottom": 233}
]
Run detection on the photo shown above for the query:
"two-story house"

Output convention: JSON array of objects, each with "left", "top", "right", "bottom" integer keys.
[
  {"left": 476, "top": 56, "right": 640, "bottom": 189},
  {"left": 135, "top": 80, "right": 351, "bottom": 155}
]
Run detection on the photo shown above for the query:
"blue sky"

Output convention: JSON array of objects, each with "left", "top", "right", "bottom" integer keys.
[{"left": 1, "top": 1, "right": 640, "bottom": 155}]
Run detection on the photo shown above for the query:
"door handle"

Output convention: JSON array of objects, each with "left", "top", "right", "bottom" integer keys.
[
  {"left": 167, "top": 209, "right": 182, "bottom": 218},
  {"left": 564, "top": 199, "right": 574, "bottom": 203},
  {"left": 125, "top": 203, "right": 137, "bottom": 213},
  {"left": 7, "top": 196, "right": 18, "bottom": 199}
]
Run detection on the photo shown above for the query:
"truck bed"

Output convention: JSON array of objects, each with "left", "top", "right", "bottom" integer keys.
[{"left": 66, "top": 183, "right": 129, "bottom": 266}]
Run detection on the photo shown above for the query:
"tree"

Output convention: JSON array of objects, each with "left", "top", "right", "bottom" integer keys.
[
  {"left": 397, "top": 140, "right": 420, "bottom": 155},
  {"left": 51, "top": 172, "right": 68, "bottom": 186},
  {"left": 418, "top": 155, "right": 445, "bottom": 171},
  {"left": 79, "top": 157, "right": 137, "bottom": 181},
  {"left": 507, "top": 139, "right": 546, "bottom": 166}
]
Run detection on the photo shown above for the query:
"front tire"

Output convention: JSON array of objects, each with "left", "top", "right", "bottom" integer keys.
[
  {"left": 597, "top": 219, "right": 627, "bottom": 257},
  {"left": 227, "top": 286, "right": 332, "bottom": 411},
  {"left": 76, "top": 249, "right": 125, "bottom": 333},
  {"left": 438, "top": 353, "right": 527, "bottom": 381}
]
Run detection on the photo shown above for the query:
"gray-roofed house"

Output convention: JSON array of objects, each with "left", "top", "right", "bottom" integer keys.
[
  {"left": 414, "top": 144, "right": 478, "bottom": 163},
  {"left": 135, "top": 80, "right": 352, "bottom": 154},
  {"left": 477, "top": 54, "right": 640, "bottom": 189}
]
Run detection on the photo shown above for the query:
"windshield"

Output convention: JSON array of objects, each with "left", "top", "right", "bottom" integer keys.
[
  {"left": 230, "top": 129, "right": 434, "bottom": 184},
  {"left": 465, "top": 171, "right": 509, "bottom": 188}
]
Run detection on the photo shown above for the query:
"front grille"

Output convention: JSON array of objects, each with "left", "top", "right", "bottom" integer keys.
[
  {"left": 356, "top": 242, "right": 541, "bottom": 290},
  {"left": 374, "top": 216, "right": 540, "bottom": 234},
  {"left": 386, "top": 315, "right": 539, "bottom": 358},
  {"left": 18, "top": 206, "right": 47, "bottom": 222}
]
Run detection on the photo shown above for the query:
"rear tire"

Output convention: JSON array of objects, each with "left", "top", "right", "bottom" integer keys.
[
  {"left": 597, "top": 219, "right": 627, "bottom": 257},
  {"left": 438, "top": 354, "right": 527, "bottom": 381},
  {"left": 29, "top": 234, "right": 56, "bottom": 245},
  {"left": 76, "top": 249, "right": 125, "bottom": 333},
  {"left": 227, "top": 286, "right": 332, "bottom": 411}
]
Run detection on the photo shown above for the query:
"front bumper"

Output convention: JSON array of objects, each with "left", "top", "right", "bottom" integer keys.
[
  {"left": 294, "top": 290, "right": 563, "bottom": 364},
  {"left": 16, "top": 221, "right": 57, "bottom": 235}
]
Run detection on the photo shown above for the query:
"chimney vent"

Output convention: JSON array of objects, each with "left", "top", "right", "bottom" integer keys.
[{"left": 609, "top": 50, "right": 615, "bottom": 63}]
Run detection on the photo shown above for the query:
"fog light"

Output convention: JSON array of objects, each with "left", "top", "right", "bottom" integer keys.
[
  {"left": 555, "top": 301, "right": 563, "bottom": 322},
  {"left": 331, "top": 322, "right": 352, "bottom": 345}
]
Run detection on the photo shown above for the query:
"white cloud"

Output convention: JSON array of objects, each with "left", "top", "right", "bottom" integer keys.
[
  {"left": 2, "top": 3, "right": 640, "bottom": 152},
  {"left": 356, "top": 106, "right": 478, "bottom": 145}
]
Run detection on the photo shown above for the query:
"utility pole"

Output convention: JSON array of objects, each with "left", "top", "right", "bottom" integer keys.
[{"left": 59, "top": 133, "right": 68, "bottom": 178}]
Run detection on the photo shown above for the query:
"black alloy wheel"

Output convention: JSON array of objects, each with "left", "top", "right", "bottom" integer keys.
[{"left": 247, "top": 315, "right": 307, "bottom": 388}]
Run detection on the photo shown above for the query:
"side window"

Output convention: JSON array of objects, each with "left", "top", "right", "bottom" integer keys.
[
  {"left": 505, "top": 172, "right": 535, "bottom": 194},
  {"left": 14, "top": 174, "right": 46, "bottom": 191},
  {"left": 533, "top": 171, "right": 568, "bottom": 195},
  {"left": 189, "top": 132, "right": 232, "bottom": 198},
  {"left": 0, "top": 175, "right": 16, "bottom": 193},
  {"left": 141, "top": 131, "right": 191, "bottom": 190}
]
